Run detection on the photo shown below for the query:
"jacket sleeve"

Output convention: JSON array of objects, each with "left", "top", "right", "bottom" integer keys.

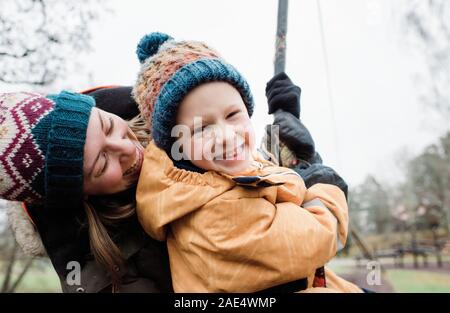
[
  {"left": 254, "top": 160, "right": 307, "bottom": 205},
  {"left": 303, "top": 183, "right": 349, "bottom": 249},
  {"left": 181, "top": 183, "right": 348, "bottom": 292},
  {"left": 275, "top": 169, "right": 308, "bottom": 205}
]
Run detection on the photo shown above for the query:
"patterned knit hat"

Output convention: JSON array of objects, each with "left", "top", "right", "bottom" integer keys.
[
  {"left": 132, "top": 32, "right": 254, "bottom": 152},
  {"left": 0, "top": 91, "right": 94, "bottom": 210}
]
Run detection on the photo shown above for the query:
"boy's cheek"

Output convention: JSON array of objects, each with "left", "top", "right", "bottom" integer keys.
[
  {"left": 243, "top": 123, "right": 256, "bottom": 151},
  {"left": 191, "top": 138, "right": 212, "bottom": 161}
]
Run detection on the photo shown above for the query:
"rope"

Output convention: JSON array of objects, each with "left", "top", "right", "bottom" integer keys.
[
  {"left": 316, "top": 0, "right": 342, "bottom": 169},
  {"left": 275, "top": 0, "right": 289, "bottom": 75}
]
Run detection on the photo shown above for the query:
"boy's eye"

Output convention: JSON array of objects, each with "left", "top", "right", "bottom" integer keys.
[
  {"left": 193, "top": 124, "right": 208, "bottom": 135},
  {"left": 226, "top": 110, "right": 240, "bottom": 119}
]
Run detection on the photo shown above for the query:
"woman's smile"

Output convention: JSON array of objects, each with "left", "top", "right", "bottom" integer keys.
[
  {"left": 124, "top": 144, "right": 144, "bottom": 178},
  {"left": 83, "top": 108, "right": 147, "bottom": 195}
]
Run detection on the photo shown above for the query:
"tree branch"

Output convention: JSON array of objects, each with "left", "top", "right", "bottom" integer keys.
[
  {"left": 0, "top": 49, "right": 37, "bottom": 58},
  {"left": 1, "top": 241, "right": 18, "bottom": 293},
  {"left": 8, "top": 257, "right": 34, "bottom": 293}
]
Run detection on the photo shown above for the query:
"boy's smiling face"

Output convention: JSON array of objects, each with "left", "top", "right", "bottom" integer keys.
[{"left": 175, "top": 81, "right": 255, "bottom": 175}]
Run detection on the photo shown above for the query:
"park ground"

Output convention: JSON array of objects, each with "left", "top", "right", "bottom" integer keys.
[
  {"left": 2, "top": 256, "right": 450, "bottom": 293},
  {"left": 328, "top": 255, "right": 450, "bottom": 292}
]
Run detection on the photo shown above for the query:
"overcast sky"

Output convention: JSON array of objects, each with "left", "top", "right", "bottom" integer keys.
[{"left": 5, "top": 0, "right": 448, "bottom": 187}]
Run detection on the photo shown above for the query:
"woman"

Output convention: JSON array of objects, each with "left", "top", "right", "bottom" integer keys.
[
  {"left": 1, "top": 77, "right": 348, "bottom": 293},
  {"left": 1, "top": 88, "right": 170, "bottom": 293}
]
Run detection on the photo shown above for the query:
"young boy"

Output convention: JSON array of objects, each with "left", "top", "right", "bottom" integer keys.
[{"left": 133, "top": 32, "right": 362, "bottom": 293}]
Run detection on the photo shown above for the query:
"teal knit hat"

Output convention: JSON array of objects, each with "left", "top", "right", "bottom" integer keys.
[
  {"left": 133, "top": 32, "right": 254, "bottom": 153},
  {"left": 0, "top": 91, "right": 94, "bottom": 210}
]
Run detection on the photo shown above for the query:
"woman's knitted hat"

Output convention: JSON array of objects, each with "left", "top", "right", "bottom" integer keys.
[
  {"left": 132, "top": 32, "right": 254, "bottom": 152},
  {"left": 0, "top": 91, "right": 94, "bottom": 210}
]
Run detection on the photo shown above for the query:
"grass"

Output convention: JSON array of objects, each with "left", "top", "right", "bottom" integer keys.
[
  {"left": 0, "top": 259, "right": 62, "bottom": 293},
  {"left": 4, "top": 255, "right": 450, "bottom": 293},
  {"left": 328, "top": 257, "right": 450, "bottom": 293},
  {"left": 326, "top": 261, "right": 354, "bottom": 276},
  {"left": 385, "top": 269, "right": 450, "bottom": 293}
]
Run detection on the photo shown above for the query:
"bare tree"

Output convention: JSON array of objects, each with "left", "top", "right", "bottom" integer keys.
[
  {"left": 403, "top": 0, "right": 450, "bottom": 118},
  {"left": 349, "top": 176, "right": 392, "bottom": 235},
  {"left": 0, "top": 0, "right": 108, "bottom": 86},
  {"left": 405, "top": 143, "right": 449, "bottom": 232},
  {"left": 1, "top": 0, "right": 109, "bottom": 292},
  {"left": 1, "top": 202, "right": 35, "bottom": 293}
]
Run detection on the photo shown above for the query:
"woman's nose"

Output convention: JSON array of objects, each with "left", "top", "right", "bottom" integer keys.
[{"left": 106, "top": 137, "right": 136, "bottom": 160}]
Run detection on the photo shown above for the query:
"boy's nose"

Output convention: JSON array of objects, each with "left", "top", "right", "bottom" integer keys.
[
  {"left": 214, "top": 125, "right": 235, "bottom": 144},
  {"left": 214, "top": 125, "right": 244, "bottom": 156}
]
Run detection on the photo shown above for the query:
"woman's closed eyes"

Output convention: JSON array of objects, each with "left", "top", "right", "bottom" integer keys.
[
  {"left": 94, "top": 115, "right": 137, "bottom": 178},
  {"left": 93, "top": 114, "right": 114, "bottom": 178},
  {"left": 83, "top": 107, "right": 146, "bottom": 195},
  {"left": 106, "top": 116, "right": 114, "bottom": 136}
]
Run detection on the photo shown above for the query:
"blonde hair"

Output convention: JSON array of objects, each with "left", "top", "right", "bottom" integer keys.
[
  {"left": 84, "top": 114, "right": 151, "bottom": 290},
  {"left": 84, "top": 199, "right": 133, "bottom": 287},
  {"left": 127, "top": 114, "right": 151, "bottom": 147}
]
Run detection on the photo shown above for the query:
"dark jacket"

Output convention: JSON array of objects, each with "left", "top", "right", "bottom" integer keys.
[
  {"left": 23, "top": 87, "right": 172, "bottom": 293},
  {"left": 60, "top": 87, "right": 173, "bottom": 293},
  {"left": 60, "top": 220, "right": 173, "bottom": 293}
]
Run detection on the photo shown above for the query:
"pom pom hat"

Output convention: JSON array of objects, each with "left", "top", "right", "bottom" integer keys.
[
  {"left": 0, "top": 91, "right": 94, "bottom": 210},
  {"left": 1, "top": 91, "right": 97, "bottom": 278},
  {"left": 132, "top": 32, "right": 254, "bottom": 152}
]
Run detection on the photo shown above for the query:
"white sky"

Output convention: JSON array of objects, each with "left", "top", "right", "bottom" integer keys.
[{"left": 6, "top": 0, "right": 448, "bottom": 187}]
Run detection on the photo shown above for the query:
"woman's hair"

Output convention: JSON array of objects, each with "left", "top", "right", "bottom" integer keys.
[
  {"left": 83, "top": 114, "right": 150, "bottom": 289},
  {"left": 127, "top": 113, "right": 151, "bottom": 148}
]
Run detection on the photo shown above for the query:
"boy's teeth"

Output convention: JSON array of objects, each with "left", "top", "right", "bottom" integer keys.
[
  {"left": 223, "top": 144, "right": 244, "bottom": 159},
  {"left": 224, "top": 151, "right": 235, "bottom": 158}
]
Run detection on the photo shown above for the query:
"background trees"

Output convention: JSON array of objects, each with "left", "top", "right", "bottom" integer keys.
[
  {"left": 403, "top": 0, "right": 450, "bottom": 118},
  {"left": 0, "top": 0, "right": 108, "bottom": 87},
  {"left": 0, "top": 0, "right": 109, "bottom": 292}
]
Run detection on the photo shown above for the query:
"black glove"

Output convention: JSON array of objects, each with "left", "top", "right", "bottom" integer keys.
[
  {"left": 293, "top": 163, "right": 348, "bottom": 199},
  {"left": 266, "top": 72, "right": 301, "bottom": 119},
  {"left": 84, "top": 86, "right": 139, "bottom": 120},
  {"left": 273, "top": 109, "right": 316, "bottom": 163}
]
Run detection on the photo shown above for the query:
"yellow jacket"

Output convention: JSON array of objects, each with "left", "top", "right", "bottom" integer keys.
[{"left": 137, "top": 141, "right": 361, "bottom": 293}]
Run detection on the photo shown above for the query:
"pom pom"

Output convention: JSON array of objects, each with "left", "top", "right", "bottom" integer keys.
[{"left": 136, "top": 32, "right": 173, "bottom": 63}]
